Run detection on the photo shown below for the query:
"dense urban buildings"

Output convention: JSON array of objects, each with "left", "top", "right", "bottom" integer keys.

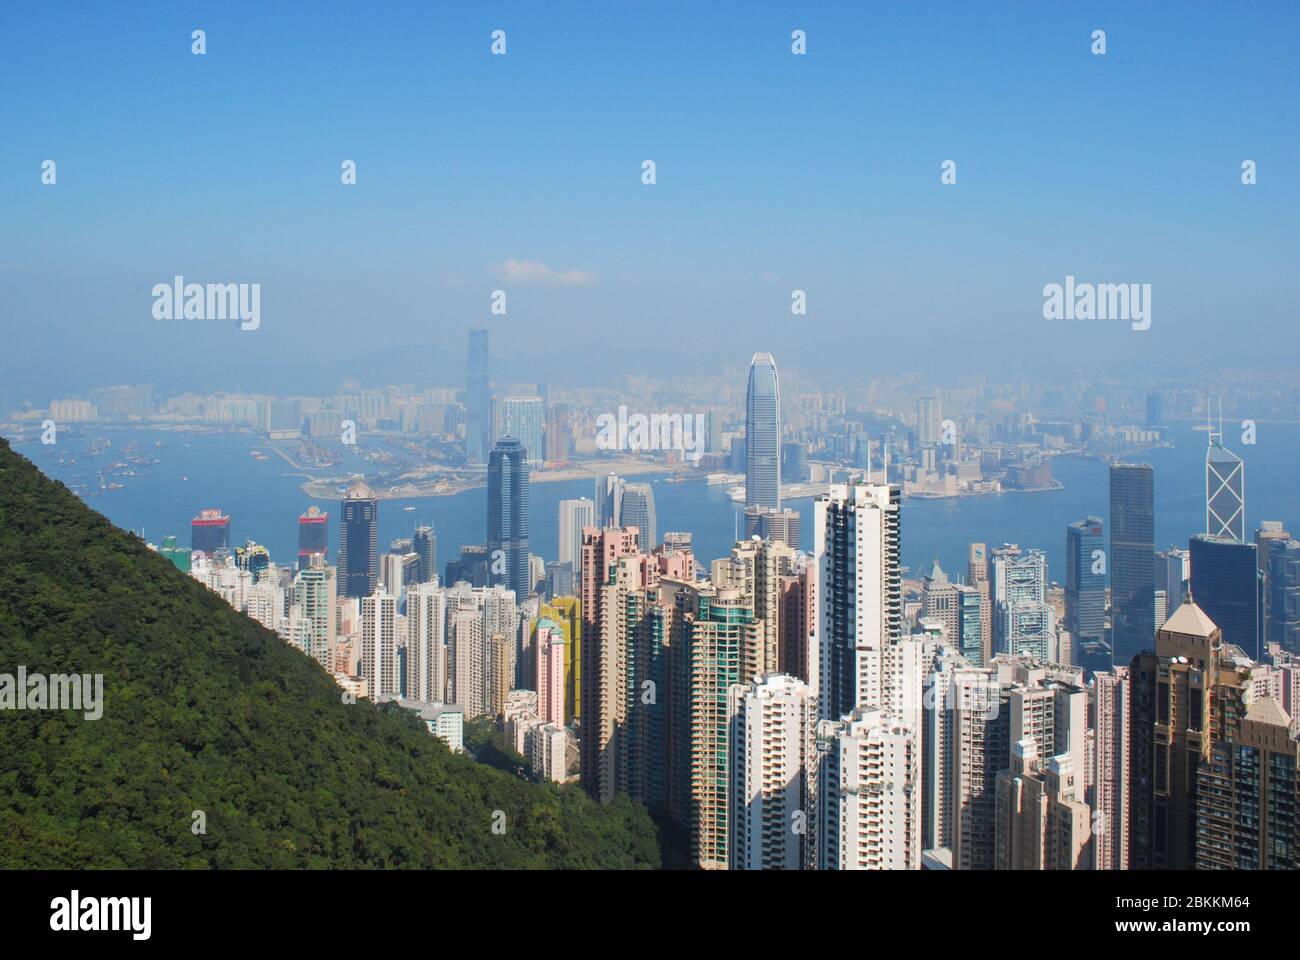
[
  {"left": 35, "top": 336, "right": 1299, "bottom": 881},
  {"left": 146, "top": 370, "right": 1299, "bottom": 878},
  {"left": 8, "top": 4, "right": 1297, "bottom": 893}
]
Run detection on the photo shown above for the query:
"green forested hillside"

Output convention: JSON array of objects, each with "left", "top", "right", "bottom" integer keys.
[{"left": 0, "top": 438, "right": 659, "bottom": 868}]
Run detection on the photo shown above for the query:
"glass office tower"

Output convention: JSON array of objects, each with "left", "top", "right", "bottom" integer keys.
[
  {"left": 745, "top": 352, "right": 781, "bottom": 511},
  {"left": 487, "top": 434, "right": 531, "bottom": 599},
  {"left": 1110, "top": 463, "right": 1155, "bottom": 665}
]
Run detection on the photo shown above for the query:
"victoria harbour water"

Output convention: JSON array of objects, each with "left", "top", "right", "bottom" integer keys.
[{"left": 11, "top": 421, "right": 1299, "bottom": 585}]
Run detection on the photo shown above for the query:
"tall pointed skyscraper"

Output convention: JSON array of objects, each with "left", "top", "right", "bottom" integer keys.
[
  {"left": 1206, "top": 408, "right": 1245, "bottom": 543},
  {"left": 745, "top": 352, "right": 781, "bottom": 511},
  {"left": 487, "top": 434, "right": 530, "bottom": 599},
  {"left": 466, "top": 329, "right": 491, "bottom": 464}
]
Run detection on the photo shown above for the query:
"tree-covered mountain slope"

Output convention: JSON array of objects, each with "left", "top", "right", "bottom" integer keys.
[{"left": 0, "top": 438, "right": 658, "bottom": 869}]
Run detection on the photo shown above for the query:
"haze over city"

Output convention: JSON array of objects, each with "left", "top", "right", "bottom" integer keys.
[{"left": 3, "top": 1, "right": 1298, "bottom": 408}]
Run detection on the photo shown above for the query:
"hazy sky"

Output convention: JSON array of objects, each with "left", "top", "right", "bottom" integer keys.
[{"left": 2, "top": 1, "right": 1297, "bottom": 402}]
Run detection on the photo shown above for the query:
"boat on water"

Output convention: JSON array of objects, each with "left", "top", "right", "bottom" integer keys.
[{"left": 403, "top": 505, "right": 415, "bottom": 511}]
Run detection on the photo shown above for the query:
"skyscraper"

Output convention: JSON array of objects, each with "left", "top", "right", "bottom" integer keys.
[
  {"left": 815, "top": 482, "right": 902, "bottom": 721},
  {"left": 728, "top": 536, "right": 797, "bottom": 680},
  {"left": 620, "top": 483, "right": 657, "bottom": 550},
  {"left": 819, "top": 707, "right": 920, "bottom": 870},
  {"left": 1196, "top": 697, "right": 1299, "bottom": 869},
  {"left": 595, "top": 473, "right": 623, "bottom": 528},
  {"left": 1144, "top": 391, "right": 1163, "bottom": 429},
  {"left": 412, "top": 525, "right": 437, "bottom": 584},
  {"left": 1189, "top": 534, "right": 1259, "bottom": 658},
  {"left": 1206, "top": 428, "right": 1245, "bottom": 542},
  {"left": 534, "top": 617, "right": 567, "bottom": 725},
  {"left": 942, "top": 664, "right": 1009, "bottom": 870},
  {"left": 297, "top": 505, "right": 328, "bottom": 565},
  {"left": 1266, "top": 536, "right": 1300, "bottom": 652},
  {"left": 579, "top": 526, "right": 641, "bottom": 800},
  {"left": 465, "top": 329, "right": 491, "bottom": 464},
  {"left": 1110, "top": 463, "right": 1155, "bottom": 666},
  {"left": 1130, "top": 599, "right": 1250, "bottom": 869},
  {"left": 293, "top": 556, "right": 336, "bottom": 670},
  {"left": 675, "top": 585, "right": 754, "bottom": 869},
  {"left": 540, "top": 596, "right": 582, "bottom": 725},
  {"left": 955, "top": 585, "right": 985, "bottom": 666},
  {"left": 191, "top": 508, "right": 230, "bottom": 556},
  {"left": 1091, "top": 666, "right": 1131, "bottom": 870},
  {"left": 920, "top": 560, "right": 959, "bottom": 643},
  {"left": 729, "top": 674, "right": 818, "bottom": 871},
  {"left": 339, "top": 482, "right": 378, "bottom": 599},
  {"left": 989, "top": 546, "right": 1054, "bottom": 661},
  {"left": 1257, "top": 521, "right": 1293, "bottom": 645},
  {"left": 916, "top": 396, "right": 941, "bottom": 472},
  {"left": 545, "top": 403, "right": 571, "bottom": 461},
  {"left": 406, "top": 582, "right": 446, "bottom": 704},
  {"left": 745, "top": 352, "right": 781, "bottom": 511},
  {"left": 968, "top": 542, "right": 992, "bottom": 664},
  {"left": 487, "top": 435, "right": 530, "bottom": 600},
  {"left": 1154, "top": 547, "right": 1189, "bottom": 627},
  {"left": 557, "top": 498, "right": 594, "bottom": 576},
  {"left": 1065, "top": 517, "right": 1106, "bottom": 650},
  {"left": 361, "top": 591, "right": 399, "bottom": 699}
]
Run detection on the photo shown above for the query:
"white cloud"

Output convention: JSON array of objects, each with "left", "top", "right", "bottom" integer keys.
[{"left": 491, "top": 259, "right": 596, "bottom": 287}]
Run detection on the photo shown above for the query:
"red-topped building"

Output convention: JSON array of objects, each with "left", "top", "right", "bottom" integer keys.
[
  {"left": 191, "top": 508, "right": 230, "bottom": 555},
  {"left": 298, "top": 505, "right": 329, "bottom": 565}
]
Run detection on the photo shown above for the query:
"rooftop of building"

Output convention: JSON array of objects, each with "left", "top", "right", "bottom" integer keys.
[
  {"left": 377, "top": 696, "right": 464, "bottom": 720},
  {"left": 344, "top": 479, "right": 376, "bottom": 499},
  {"left": 1161, "top": 598, "right": 1219, "bottom": 638},
  {"left": 1245, "top": 697, "right": 1291, "bottom": 730}
]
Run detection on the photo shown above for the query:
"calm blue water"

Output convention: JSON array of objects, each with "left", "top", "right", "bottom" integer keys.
[{"left": 11, "top": 422, "right": 1299, "bottom": 585}]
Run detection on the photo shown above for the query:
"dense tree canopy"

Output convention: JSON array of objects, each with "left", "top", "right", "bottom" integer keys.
[{"left": 0, "top": 438, "right": 659, "bottom": 869}]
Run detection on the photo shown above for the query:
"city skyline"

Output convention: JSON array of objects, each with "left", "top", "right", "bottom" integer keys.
[{"left": 3, "top": 1, "right": 1297, "bottom": 908}]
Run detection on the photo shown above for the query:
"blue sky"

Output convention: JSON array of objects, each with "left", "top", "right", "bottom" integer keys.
[{"left": 2, "top": 1, "right": 1297, "bottom": 399}]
